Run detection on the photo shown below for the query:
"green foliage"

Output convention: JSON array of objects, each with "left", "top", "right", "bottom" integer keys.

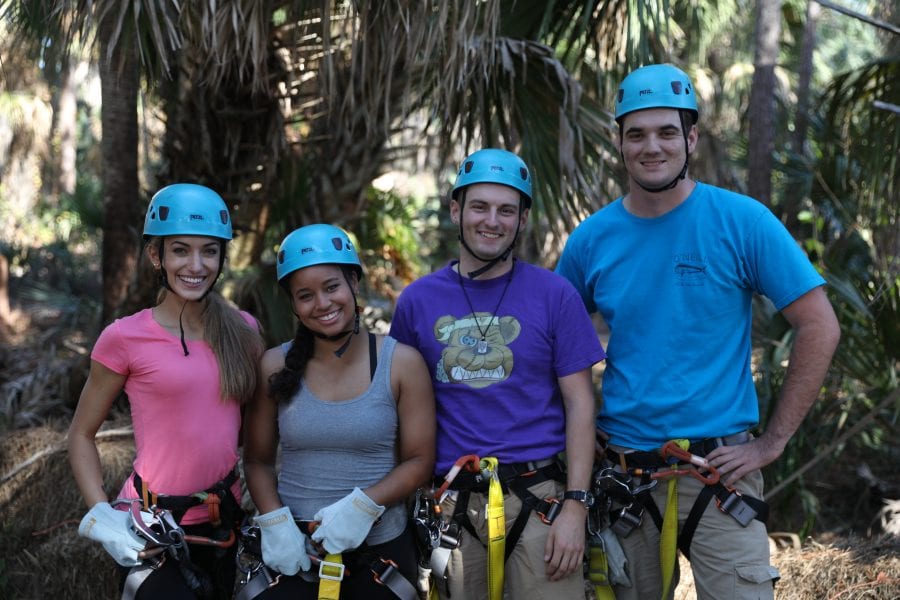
[{"left": 756, "top": 53, "right": 900, "bottom": 533}]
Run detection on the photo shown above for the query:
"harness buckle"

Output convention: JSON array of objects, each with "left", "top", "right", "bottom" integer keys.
[
  {"left": 610, "top": 504, "right": 642, "bottom": 537},
  {"left": 536, "top": 498, "right": 561, "bottom": 525},
  {"left": 371, "top": 558, "right": 399, "bottom": 585},
  {"left": 717, "top": 489, "right": 757, "bottom": 527},
  {"left": 318, "top": 559, "right": 345, "bottom": 581}
]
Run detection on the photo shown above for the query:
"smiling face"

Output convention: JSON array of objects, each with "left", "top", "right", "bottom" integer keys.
[
  {"left": 451, "top": 182, "right": 528, "bottom": 271},
  {"left": 619, "top": 108, "right": 697, "bottom": 192},
  {"left": 149, "top": 236, "right": 223, "bottom": 300},
  {"left": 286, "top": 264, "right": 358, "bottom": 336}
]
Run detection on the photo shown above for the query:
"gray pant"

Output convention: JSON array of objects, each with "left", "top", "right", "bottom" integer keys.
[{"left": 612, "top": 468, "right": 779, "bottom": 600}]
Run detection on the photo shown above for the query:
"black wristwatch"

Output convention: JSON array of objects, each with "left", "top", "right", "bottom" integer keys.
[{"left": 563, "top": 489, "right": 595, "bottom": 509}]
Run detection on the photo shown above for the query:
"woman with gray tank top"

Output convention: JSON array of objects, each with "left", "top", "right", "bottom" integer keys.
[{"left": 242, "top": 224, "right": 436, "bottom": 599}]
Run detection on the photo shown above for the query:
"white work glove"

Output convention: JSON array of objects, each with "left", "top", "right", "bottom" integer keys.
[
  {"left": 255, "top": 506, "right": 311, "bottom": 576},
  {"left": 78, "top": 502, "right": 146, "bottom": 567},
  {"left": 311, "top": 487, "right": 385, "bottom": 554}
]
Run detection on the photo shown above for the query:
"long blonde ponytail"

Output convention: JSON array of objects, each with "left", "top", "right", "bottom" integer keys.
[{"left": 203, "top": 292, "right": 264, "bottom": 404}]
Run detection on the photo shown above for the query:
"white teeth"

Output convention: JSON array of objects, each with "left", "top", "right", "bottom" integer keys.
[
  {"left": 479, "top": 232, "right": 501, "bottom": 239},
  {"left": 451, "top": 365, "right": 506, "bottom": 381},
  {"left": 318, "top": 310, "right": 340, "bottom": 322},
  {"left": 180, "top": 276, "right": 205, "bottom": 284}
]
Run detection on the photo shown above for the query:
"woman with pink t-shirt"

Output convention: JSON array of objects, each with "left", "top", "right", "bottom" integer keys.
[{"left": 68, "top": 183, "right": 264, "bottom": 599}]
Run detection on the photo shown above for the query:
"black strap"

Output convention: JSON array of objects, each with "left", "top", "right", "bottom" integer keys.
[
  {"left": 678, "top": 485, "right": 713, "bottom": 560},
  {"left": 368, "top": 332, "right": 377, "bottom": 381},
  {"left": 449, "top": 461, "right": 565, "bottom": 561},
  {"left": 451, "top": 489, "right": 481, "bottom": 542},
  {"left": 677, "top": 482, "right": 769, "bottom": 561},
  {"left": 133, "top": 466, "right": 240, "bottom": 523}
]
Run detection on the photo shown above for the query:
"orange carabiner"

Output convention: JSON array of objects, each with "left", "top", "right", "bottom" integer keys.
[
  {"left": 435, "top": 454, "right": 482, "bottom": 502},
  {"left": 660, "top": 441, "right": 720, "bottom": 485}
]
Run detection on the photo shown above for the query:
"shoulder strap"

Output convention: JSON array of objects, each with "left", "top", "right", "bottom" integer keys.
[{"left": 368, "top": 332, "right": 377, "bottom": 381}]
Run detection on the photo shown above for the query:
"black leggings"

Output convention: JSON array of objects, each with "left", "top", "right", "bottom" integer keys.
[
  {"left": 117, "top": 522, "right": 239, "bottom": 600},
  {"left": 253, "top": 524, "right": 418, "bottom": 600}
]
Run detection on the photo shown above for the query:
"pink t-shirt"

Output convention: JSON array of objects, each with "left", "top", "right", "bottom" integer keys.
[{"left": 92, "top": 308, "right": 253, "bottom": 524}]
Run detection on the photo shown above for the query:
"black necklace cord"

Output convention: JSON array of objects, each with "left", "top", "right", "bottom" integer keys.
[
  {"left": 333, "top": 312, "right": 361, "bottom": 358},
  {"left": 457, "top": 259, "right": 516, "bottom": 353},
  {"left": 177, "top": 299, "right": 190, "bottom": 356}
]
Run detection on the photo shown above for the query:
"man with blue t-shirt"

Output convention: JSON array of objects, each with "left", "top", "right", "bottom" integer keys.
[
  {"left": 390, "top": 148, "right": 605, "bottom": 599},
  {"left": 556, "top": 64, "right": 840, "bottom": 600}
]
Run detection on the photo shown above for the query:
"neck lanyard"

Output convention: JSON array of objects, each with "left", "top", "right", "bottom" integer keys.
[{"left": 456, "top": 260, "right": 516, "bottom": 354}]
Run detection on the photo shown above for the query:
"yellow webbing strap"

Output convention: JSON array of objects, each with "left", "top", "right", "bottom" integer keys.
[
  {"left": 588, "top": 545, "right": 617, "bottom": 600},
  {"left": 659, "top": 438, "right": 689, "bottom": 600},
  {"left": 481, "top": 457, "right": 505, "bottom": 600},
  {"left": 317, "top": 553, "right": 343, "bottom": 600}
]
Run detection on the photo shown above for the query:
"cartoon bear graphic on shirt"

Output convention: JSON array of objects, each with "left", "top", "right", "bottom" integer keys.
[{"left": 433, "top": 312, "right": 521, "bottom": 388}]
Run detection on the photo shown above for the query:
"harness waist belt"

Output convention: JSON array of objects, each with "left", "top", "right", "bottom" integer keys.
[
  {"left": 438, "top": 457, "right": 559, "bottom": 492},
  {"left": 133, "top": 465, "right": 239, "bottom": 512},
  {"left": 607, "top": 431, "right": 751, "bottom": 469},
  {"left": 497, "top": 458, "right": 557, "bottom": 481}
]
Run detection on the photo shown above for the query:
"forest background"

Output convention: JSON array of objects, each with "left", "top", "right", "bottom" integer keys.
[{"left": 0, "top": 1, "right": 897, "bottom": 598}]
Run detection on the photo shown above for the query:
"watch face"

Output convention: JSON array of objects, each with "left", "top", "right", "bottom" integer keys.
[{"left": 566, "top": 490, "right": 594, "bottom": 508}]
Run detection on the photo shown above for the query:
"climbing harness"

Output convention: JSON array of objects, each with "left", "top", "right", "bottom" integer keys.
[
  {"left": 233, "top": 518, "right": 418, "bottom": 600},
  {"left": 411, "top": 488, "right": 459, "bottom": 599},
  {"left": 589, "top": 432, "right": 771, "bottom": 598},
  {"left": 423, "top": 454, "right": 567, "bottom": 599},
  {"left": 133, "top": 464, "right": 242, "bottom": 534},
  {"left": 115, "top": 499, "right": 227, "bottom": 600},
  {"left": 117, "top": 465, "right": 244, "bottom": 599}
]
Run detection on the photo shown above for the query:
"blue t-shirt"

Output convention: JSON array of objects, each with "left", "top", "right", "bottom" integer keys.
[
  {"left": 390, "top": 260, "right": 606, "bottom": 473},
  {"left": 555, "top": 182, "right": 826, "bottom": 450}
]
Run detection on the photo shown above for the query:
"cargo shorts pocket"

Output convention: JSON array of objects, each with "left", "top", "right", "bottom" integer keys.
[{"left": 734, "top": 564, "right": 780, "bottom": 598}]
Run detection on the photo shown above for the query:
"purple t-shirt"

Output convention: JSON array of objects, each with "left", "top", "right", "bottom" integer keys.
[{"left": 390, "top": 260, "right": 605, "bottom": 473}]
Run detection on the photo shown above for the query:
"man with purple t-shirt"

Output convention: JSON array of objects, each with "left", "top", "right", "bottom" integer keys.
[{"left": 390, "top": 148, "right": 605, "bottom": 599}]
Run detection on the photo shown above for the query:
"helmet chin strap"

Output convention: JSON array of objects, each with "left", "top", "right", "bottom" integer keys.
[
  {"left": 156, "top": 240, "right": 227, "bottom": 357},
  {"left": 634, "top": 156, "right": 689, "bottom": 193},
  {"left": 305, "top": 269, "right": 361, "bottom": 358},
  {"left": 456, "top": 190, "right": 522, "bottom": 279},
  {"left": 623, "top": 111, "right": 694, "bottom": 194}
]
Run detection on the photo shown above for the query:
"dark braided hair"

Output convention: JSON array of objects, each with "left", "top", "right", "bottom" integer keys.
[{"left": 268, "top": 323, "right": 316, "bottom": 403}]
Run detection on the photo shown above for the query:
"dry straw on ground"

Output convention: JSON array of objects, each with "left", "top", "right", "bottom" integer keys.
[
  {"left": 672, "top": 536, "right": 900, "bottom": 599},
  {"left": 3, "top": 421, "right": 899, "bottom": 599},
  {"left": 0, "top": 420, "right": 133, "bottom": 599}
]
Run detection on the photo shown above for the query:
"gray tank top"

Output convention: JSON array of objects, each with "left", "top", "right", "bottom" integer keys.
[{"left": 276, "top": 335, "right": 405, "bottom": 545}]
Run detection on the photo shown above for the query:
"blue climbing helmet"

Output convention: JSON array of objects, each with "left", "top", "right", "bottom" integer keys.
[
  {"left": 276, "top": 224, "right": 363, "bottom": 284},
  {"left": 451, "top": 148, "right": 533, "bottom": 209},
  {"left": 615, "top": 64, "right": 698, "bottom": 124},
  {"left": 143, "top": 183, "right": 233, "bottom": 240}
]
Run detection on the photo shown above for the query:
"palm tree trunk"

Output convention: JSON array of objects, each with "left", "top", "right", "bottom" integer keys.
[
  {"left": 98, "top": 16, "right": 141, "bottom": 323},
  {"left": 56, "top": 60, "right": 78, "bottom": 196},
  {"left": 747, "top": 0, "right": 782, "bottom": 208},
  {"left": 782, "top": 0, "right": 820, "bottom": 235}
]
